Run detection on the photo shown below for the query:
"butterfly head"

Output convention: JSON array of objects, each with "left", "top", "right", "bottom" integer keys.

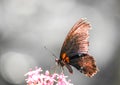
[{"left": 55, "top": 58, "right": 65, "bottom": 67}]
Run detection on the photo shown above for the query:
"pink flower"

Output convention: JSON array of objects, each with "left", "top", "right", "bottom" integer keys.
[
  {"left": 24, "top": 67, "right": 73, "bottom": 85},
  {"left": 57, "top": 73, "right": 73, "bottom": 85}
]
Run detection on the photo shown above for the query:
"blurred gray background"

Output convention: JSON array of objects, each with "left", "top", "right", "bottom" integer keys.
[{"left": 0, "top": 0, "right": 120, "bottom": 85}]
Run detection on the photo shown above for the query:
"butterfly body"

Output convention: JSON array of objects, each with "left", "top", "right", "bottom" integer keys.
[{"left": 56, "top": 18, "right": 98, "bottom": 77}]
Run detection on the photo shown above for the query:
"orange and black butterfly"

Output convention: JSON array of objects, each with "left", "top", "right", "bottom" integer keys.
[{"left": 56, "top": 18, "right": 98, "bottom": 77}]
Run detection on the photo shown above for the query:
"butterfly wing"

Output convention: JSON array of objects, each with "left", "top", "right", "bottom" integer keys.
[
  {"left": 60, "top": 18, "right": 98, "bottom": 77},
  {"left": 60, "top": 18, "right": 90, "bottom": 58}
]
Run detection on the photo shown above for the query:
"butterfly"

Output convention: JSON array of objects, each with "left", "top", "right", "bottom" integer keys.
[{"left": 56, "top": 18, "right": 98, "bottom": 77}]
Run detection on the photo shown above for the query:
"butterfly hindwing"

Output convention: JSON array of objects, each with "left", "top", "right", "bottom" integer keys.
[{"left": 68, "top": 54, "right": 98, "bottom": 77}]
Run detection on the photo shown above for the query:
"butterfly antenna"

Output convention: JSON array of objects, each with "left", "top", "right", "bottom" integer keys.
[{"left": 44, "top": 46, "right": 58, "bottom": 59}]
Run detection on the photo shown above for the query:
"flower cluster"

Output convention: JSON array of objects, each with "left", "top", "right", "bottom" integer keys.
[{"left": 24, "top": 67, "right": 73, "bottom": 85}]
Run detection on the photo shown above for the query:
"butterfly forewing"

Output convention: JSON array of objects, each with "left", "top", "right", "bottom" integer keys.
[{"left": 60, "top": 18, "right": 90, "bottom": 57}]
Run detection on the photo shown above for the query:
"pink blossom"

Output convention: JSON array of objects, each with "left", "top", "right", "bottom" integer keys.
[
  {"left": 24, "top": 67, "right": 73, "bottom": 85},
  {"left": 57, "top": 73, "right": 73, "bottom": 85}
]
